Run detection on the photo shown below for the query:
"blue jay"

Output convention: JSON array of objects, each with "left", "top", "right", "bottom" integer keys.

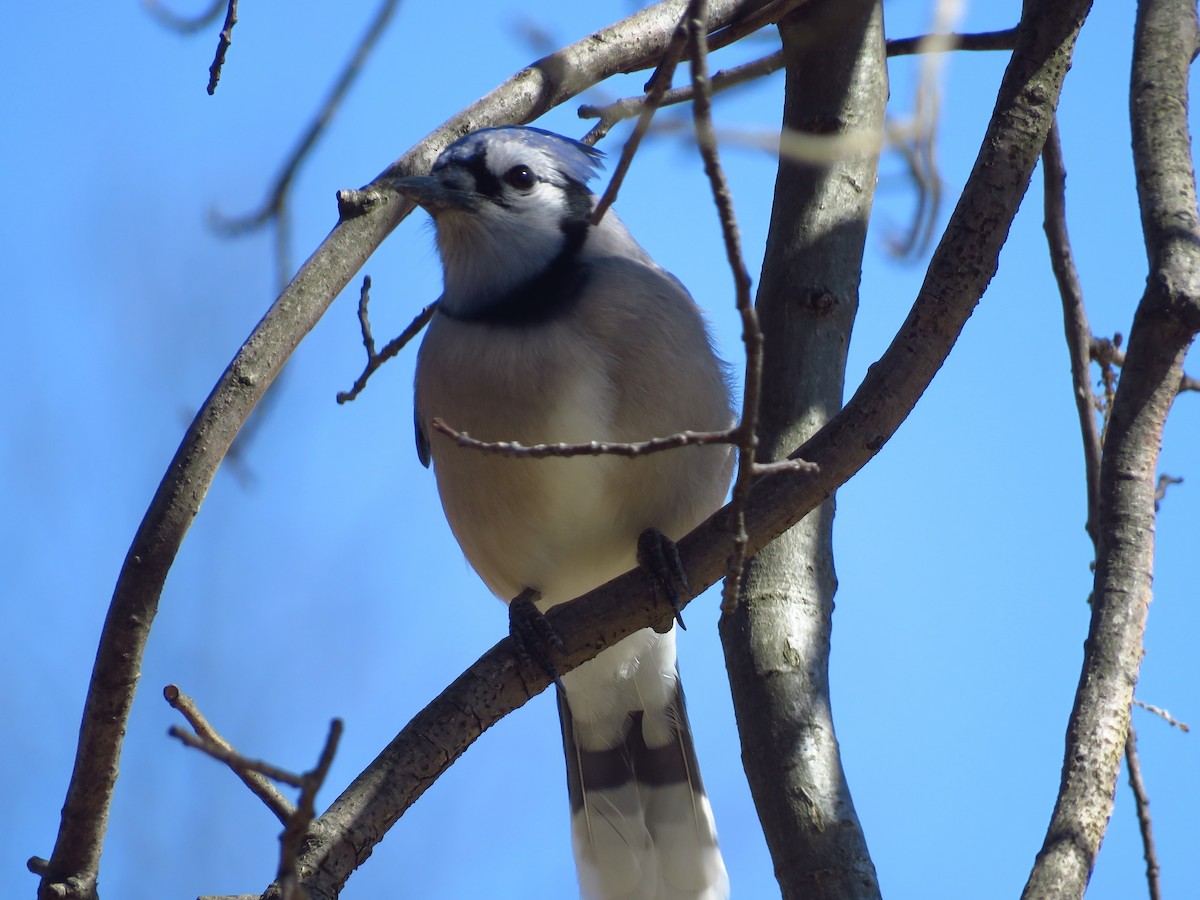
[{"left": 401, "top": 126, "right": 733, "bottom": 900}]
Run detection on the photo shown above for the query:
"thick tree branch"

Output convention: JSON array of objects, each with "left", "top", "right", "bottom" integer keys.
[
  {"left": 1042, "top": 118, "right": 1164, "bottom": 900},
  {"left": 1022, "top": 0, "right": 1200, "bottom": 895},
  {"left": 33, "top": 4, "right": 785, "bottom": 899},
  {"left": 718, "top": 1, "right": 886, "bottom": 896}
]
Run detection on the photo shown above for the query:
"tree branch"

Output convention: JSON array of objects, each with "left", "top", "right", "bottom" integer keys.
[
  {"left": 33, "top": 4, "right": 785, "bottom": 899},
  {"left": 164, "top": 684, "right": 295, "bottom": 824},
  {"left": 682, "top": 0, "right": 763, "bottom": 610},
  {"left": 1124, "top": 727, "right": 1163, "bottom": 900},
  {"left": 1043, "top": 118, "right": 1103, "bottom": 546},
  {"left": 719, "top": 0, "right": 886, "bottom": 895},
  {"left": 205, "top": 0, "right": 237, "bottom": 95},
  {"left": 1022, "top": 0, "right": 1200, "bottom": 894},
  {"left": 1042, "top": 116, "right": 1164, "bottom": 900}
]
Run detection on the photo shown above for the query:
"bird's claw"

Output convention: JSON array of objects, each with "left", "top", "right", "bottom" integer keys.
[
  {"left": 637, "top": 527, "right": 690, "bottom": 631},
  {"left": 509, "top": 588, "right": 564, "bottom": 689}
]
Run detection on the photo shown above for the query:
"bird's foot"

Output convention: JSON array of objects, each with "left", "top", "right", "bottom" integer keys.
[
  {"left": 637, "top": 527, "right": 690, "bottom": 631},
  {"left": 508, "top": 588, "right": 564, "bottom": 689}
]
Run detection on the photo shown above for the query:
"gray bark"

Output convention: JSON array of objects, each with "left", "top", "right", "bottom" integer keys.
[
  {"left": 1022, "top": 0, "right": 1200, "bottom": 895},
  {"left": 718, "top": 2, "right": 886, "bottom": 897}
]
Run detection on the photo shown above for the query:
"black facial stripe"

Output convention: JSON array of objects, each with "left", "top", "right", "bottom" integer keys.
[
  {"left": 439, "top": 178, "right": 598, "bottom": 327},
  {"left": 459, "top": 150, "right": 504, "bottom": 199}
]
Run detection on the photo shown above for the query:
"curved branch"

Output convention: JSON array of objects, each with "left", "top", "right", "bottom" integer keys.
[
  {"left": 1022, "top": 0, "right": 1200, "bottom": 894},
  {"left": 34, "top": 3, "right": 782, "bottom": 899}
]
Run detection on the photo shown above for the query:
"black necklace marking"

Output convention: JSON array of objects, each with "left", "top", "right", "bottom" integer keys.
[{"left": 440, "top": 178, "right": 597, "bottom": 327}]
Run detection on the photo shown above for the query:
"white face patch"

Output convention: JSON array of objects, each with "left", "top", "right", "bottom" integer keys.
[{"left": 429, "top": 133, "right": 595, "bottom": 317}]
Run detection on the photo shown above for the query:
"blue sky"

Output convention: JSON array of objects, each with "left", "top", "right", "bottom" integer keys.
[{"left": 3, "top": 2, "right": 1197, "bottom": 899}]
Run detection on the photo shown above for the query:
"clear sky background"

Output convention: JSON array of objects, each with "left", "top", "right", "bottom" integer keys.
[{"left": 3, "top": 2, "right": 1197, "bottom": 899}]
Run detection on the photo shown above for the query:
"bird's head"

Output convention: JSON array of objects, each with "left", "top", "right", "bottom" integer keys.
[{"left": 394, "top": 126, "right": 606, "bottom": 318}]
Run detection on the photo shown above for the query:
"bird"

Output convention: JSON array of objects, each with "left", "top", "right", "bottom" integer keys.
[{"left": 400, "top": 125, "right": 733, "bottom": 900}]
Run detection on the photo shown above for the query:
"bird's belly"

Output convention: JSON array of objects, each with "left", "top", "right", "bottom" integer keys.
[{"left": 434, "top": 449, "right": 637, "bottom": 606}]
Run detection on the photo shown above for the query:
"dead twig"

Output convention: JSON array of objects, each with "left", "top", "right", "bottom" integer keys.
[
  {"left": 682, "top": 0, "right": 760, "bottom": 612},
  {"left": 1124, "top": 728, "right": 1163, "bottom": 900},
  {"left": 1091, "top": 337, "right": 1200, "bottom": 395},
  {"left": 206, "top": 0, "right": 238, "bottom": 94},
  {"left": 586, "top": 7, "right": 690, "bottom": 217},
  {"left": 432, "top": 419, "right": 736, "bottom": 458},
  {"left": 168, "top": 706, "right": 342, "bottom": 900},
  {"left": 1133, "top": 699, "right": 1192, "bottom": 732},
  {"left": 337, "top": 277, "right": 438, "bottom": 404},
  {"left": 164, "top": 684, "right": 294, "bottom": 823}
]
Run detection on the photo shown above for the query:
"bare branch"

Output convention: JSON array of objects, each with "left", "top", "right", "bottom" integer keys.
[
  {"left": 1133, "top": 699, "right": 1192, "bottom": 732},
  {"left": 1022, "top": 0, "right": 1200, "bottom": 893},
  {"left": 1043, "top": 116, "right": 1165, "bottom": 899},
  {"left": 681, "top": 0, "right": 761, "bottom": 612},
  {"left": 431, "top": 418, "right": 739, "bottom": 458},
  {"left": 1124, "top": 727, "right": 1163, "bottom": 900},
  {"left": 886, "top": 26, "right": 1018, "bottom": 57},
  {"left": 587, "top": 14, "right": 689, "bottom": 217},
  {"left": 1153, "top": 473, "right": 1183, "bottom": 509},
  {"left": 580, "top": 50, "right": 784, "bottom": 138},
  {"left": 168, "top": 714, "right": 343, "bottom": 900},
  {"left": 578, "top": 28, "right": 1019, "bottom": 140},
  {"left": 336, "top": 279, "right": 437, "bottom": 404},
  {"left": 1090, "top": 337, "right": 1200, "bottom": 394},
  {"left": 1043, "top": 118, "right": 1103, "bottom": 545},
  {"left": 206, "top": 0, "right": 238, "bottom": 95},
  {"left": 164, "top": 684, "right": 294, "bottom": 823}
]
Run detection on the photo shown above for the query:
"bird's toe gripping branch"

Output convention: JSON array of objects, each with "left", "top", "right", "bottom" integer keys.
[
  {"left": 508, "top": 588, "right": 565, "bottom": 688},
  {"left": 637, "top": 527, "right": 690, "bottom": 631}
]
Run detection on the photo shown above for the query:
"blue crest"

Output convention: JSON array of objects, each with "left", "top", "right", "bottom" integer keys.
[{"left": 439, "top": 126, "right": 605, "bottom": 185}]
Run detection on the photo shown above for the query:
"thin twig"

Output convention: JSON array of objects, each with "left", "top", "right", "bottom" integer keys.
[
  {"left": 587, "top": 11, "right": 690, "bottom": 217},
  {"left": 1043, "top": 118, "right": 1102, "bottom": 545},
  {"left": 1133, "top": 699, "right": 1192, "bottom": 732},
  {"left": 169, "top": 712, "right": 342, "bottom": 900},
  {"left": 1124, "top": 727, "right": 1163, "bottom": 900},
  {"left": 1022, "top": 0, "right": 1200, "bottom": 891},
  {"left": 337, "top": 279, "right": 437, "bottom": 404},
  {"left": 579, "top": 50, "right": 783, "bottom": 141},
  {"left": 206, "top": 0, "right": 238, "bottom": 95},
  {"left": 704, "top": 0, "right": 810, "bottom": 53},
  {"left": 1153, "top": 474, "right": 1183, "bottom": 510},
  {"left": 682, "top": 0, "right": 760, "bottom": 612},
  {"left": 164, "top": 684, "right": 294, "bottom": 823},
  {"left": 168, "top": 727, "right": 306, "bottom": 788},
  {"left": 1091, "top": 337, "right": 1200, "bottom": 394},
  {"left": 432, "top": 419, "right": 740, "bottom": 458},
  {"left": 886, "top": 26, "right": 1018, "bottom": 56},
  {"left": 278, "top": 720, "right": 343, "bottom": 900},
  {"left": 579, "top": 28, "right": 1018, "bottom": 136}
]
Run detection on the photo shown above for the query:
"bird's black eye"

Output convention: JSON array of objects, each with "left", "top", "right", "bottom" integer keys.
[{"left": 504, "top": 165, "right": 536, "bottom": 191}]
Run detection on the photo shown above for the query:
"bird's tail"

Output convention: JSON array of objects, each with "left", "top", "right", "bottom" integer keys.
[{"left": 557, "top": 632, "right": 728, "bottom": 900}]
